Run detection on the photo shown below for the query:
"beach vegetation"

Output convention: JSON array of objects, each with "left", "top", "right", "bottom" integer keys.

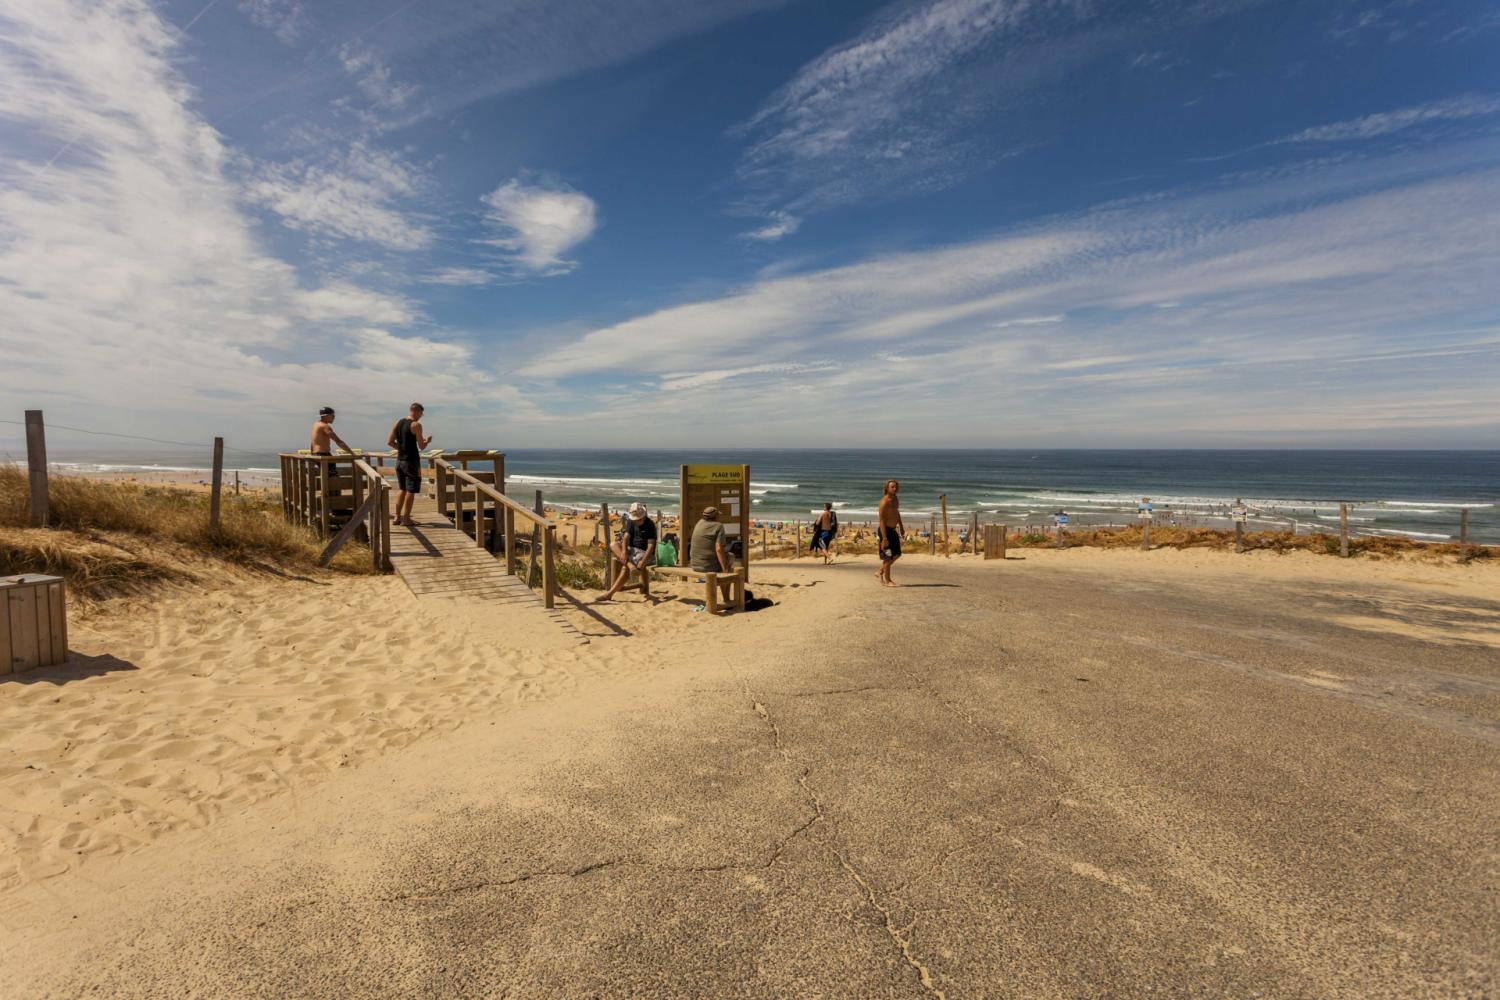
[{"left": 0, "top": 465, "right": 372, "bottom": 601}]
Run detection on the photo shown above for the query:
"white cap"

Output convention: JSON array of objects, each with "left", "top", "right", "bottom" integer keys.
[{"left": 628, "top": 502, "right": 647, "bottom": 520}]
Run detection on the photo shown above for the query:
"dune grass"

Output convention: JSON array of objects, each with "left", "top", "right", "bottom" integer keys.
[{"left": 0, "top": 466, "right": 372, "bottom": 600}]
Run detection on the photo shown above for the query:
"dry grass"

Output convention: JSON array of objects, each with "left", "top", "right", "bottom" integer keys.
[
  {"left": 0, "top": 466, "right": 372, "bottom": 601},
  {"left": 736, "top": 522, "right": 1487, "bottom": 563}
]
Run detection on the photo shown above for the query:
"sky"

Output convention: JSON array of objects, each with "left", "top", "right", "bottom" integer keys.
[{"left": 1, "top": 0, "right": 1498, "bottom": 454}]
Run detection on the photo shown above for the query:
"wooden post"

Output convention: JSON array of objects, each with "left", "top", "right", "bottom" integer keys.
[
  {"left": 999, "top": 524, "right": 1007, "bottom": 559},
  {"left": 1339, "top": 503, "right": 1349, "bottom": 557},
  {"left": 601, "top": 503, "right": 614, "bottom": 583},
  {"left": 543, "top": 525, "right": 557, "bottom": 609},
  {"left": 928, "top": 516, "right": 936, "bottom": 555},
  {"left": 234, "top": 470, "right": 240, "bottom": 496},
  {"left": 318, "top": 460, "right": 331, "bottom": 538},
  {"left": 24, "top": 410, "right": 47, "bottom": 528},
  {"left": 572, "top": 524, "right": 579, "bottom": 548},
  {"left": 380, "top": 485, "right": 391, "bottom": 570},
  {"left": 940, "top": 494, "right": 950, "bottom": 557},
  {"left": 795, "top": 521, "right": 802, "bottom": 559},
  {"left": 969, "top": 511, "right": 978, "bottom": 555},
  {"left": 1234, "top": 521, "right": 1244, "bottom": 554},
  {"left": 505, "top": 507, "right": 518, "bottom": 575},
  {"left": 1141, "top": 519, "right": 1150, "bottom": 551},
  {"left": 1459, "top": 508, "right": 1470, "bottom": 564},
  {"left": 209, "top": 436, "right": 224, "bottom": 532},
  {"left": 369, "top": 475, "right": 381, "bottom": 573},
  {"left": 527, "top": 490, "right": 542, "bottom": 588},
  {"left": 762, "top": 526, "right": 768, "bottom": 560}
]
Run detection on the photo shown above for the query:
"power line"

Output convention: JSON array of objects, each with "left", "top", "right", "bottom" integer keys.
[{"left": 0, "top": 418, "right": 274, "bottom": 456}]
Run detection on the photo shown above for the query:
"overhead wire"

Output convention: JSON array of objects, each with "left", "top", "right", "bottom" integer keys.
[{"left": 0, "top": 418, "right": 275, "bottom": 457}]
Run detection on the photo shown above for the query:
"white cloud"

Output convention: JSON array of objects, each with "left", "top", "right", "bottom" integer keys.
[
  {"left": 480, "top": 178, "right": 598, "bottom": 276},
  {"left": 517, "top": 150, "right": 1500, "bottom": 445},
  {"left": 339, "top": 42, "right": 418, "bottom": 111},
  {"left": 246, "top": 143, "right": 432, "bottom": 249},
  {"left": 239, "top": 0, "right": 307, "bottom": 44},
  {"left": 421, "top": 266, "right": 495, "bottom": 287},
  {"left": 742, "top": 211, "right": 801, "bottom": 242},
  {"left": 1276, "top": 93, "right": 1500, "bottom": 144},
  {"left": 0, "top": 0, "right": 517, "bottom": 446}
]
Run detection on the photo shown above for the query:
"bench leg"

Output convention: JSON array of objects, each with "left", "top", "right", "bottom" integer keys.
[
  {"left": 705, "top": 573, "right": 718, "bottom": 614},
  {"left": 735, "top": 572, "right": 745, "bottom": 613}
]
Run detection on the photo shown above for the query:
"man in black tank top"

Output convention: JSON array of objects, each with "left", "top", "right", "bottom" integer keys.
[{"left": 386, "top": 402, "right": 432, "bottom": 526}]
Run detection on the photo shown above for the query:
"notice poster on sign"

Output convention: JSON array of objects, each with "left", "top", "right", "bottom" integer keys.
[
  {"left": 681, "top": 464, "right": 751, "bottom": 580},
  {"left": 1231, "top": 503, "right": 1249, "bottom": 523}
]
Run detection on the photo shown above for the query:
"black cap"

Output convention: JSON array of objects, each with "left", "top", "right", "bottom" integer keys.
[{"left": 319, "top": 406, "right": 335, "bottom": 415}]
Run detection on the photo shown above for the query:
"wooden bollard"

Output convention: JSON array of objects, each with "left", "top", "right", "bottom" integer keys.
[
  {"left": 928, "top": 516, "right": 936, "bottom": 555},
  {"left": 795, "top": 520, "right": 802, "bottom": 558},
  {"left": 25, "top": 410, "right": 47, "bottom": 528},
  {"left": 209, "top": 436, "right": 224, "bottom": 533},
  {"left": 1339, "top": 503, "right": 1349, "bottom": 557},
  {"left": 940, "top": 494, "right": 950, "bottom": 558},
  {"left": 761, "top": 526, "right": 768, "bottom": 560},
  {"left": 1460, "top": 508, "right": 1470, "bottom": 563}
]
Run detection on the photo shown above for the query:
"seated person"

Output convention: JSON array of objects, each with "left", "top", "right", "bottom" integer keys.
[
  {"left": 690, "top": 507, "right": 737, "bottom": 607},
  {"left": 598, "top": 503, "right": 656, "bottom": 601}
]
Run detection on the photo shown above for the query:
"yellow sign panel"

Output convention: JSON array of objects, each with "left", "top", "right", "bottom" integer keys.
[{"left": 684, "top": 464, "right": 745, "bottom": 486}]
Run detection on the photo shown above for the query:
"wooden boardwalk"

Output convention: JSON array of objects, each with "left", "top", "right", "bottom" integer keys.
[{"left": 389, "top": 496, "right": 549, "bottom": 604}]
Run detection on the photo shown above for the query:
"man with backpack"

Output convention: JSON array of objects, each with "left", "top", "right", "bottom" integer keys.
[
  {"left": 386, "top": 403, "right": 432, "bottom": 527},
  {"left": 811, "top": 502, "right": 839, "bottom": 564}
]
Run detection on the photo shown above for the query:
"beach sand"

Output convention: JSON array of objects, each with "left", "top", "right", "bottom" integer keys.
[{"left": 2, "top": 545, "right": 1497, "bottom": 995}]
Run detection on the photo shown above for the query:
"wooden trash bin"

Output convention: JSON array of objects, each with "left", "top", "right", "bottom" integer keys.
[
  {"left": 2, "top": 574, "right": 69, "bottom": 676},
  {"left": 983, "top": 525, "right": 1007, "bottom": 560}
]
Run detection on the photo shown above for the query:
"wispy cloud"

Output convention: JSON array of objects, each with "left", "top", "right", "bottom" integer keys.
[
  {"left": 420, "top": 266, "right": 495, "bottom": 287},
  {"left": 1275, "top": 92, "right": 1500, "bottom": 143},
  {"left": 741, "top": 211, "right": 801, "bottom": 242},
  {"left": 245, "top": 143, "right": 432, "bottom": 249},
  {"left": 480, "top": 177, "right": 598, "bottom": 276},
  {"left": 338, "top": 41, "right": 418, "bottom": 111},
  {"left": 239, "top": 0, "right": 307, "bottom": 44},
  {"left": 520, "top": 146, "right": 1500, "bottom": 445},
  {"left": 0, "top": 0, "right": 523, "bottom": 443}
]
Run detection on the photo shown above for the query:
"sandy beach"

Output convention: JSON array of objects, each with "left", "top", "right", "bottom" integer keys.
[{"left": 3, "top": 538, "right": 1498, "bottom": 996}]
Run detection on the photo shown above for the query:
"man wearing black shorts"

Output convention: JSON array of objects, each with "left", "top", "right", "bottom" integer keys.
[
  {"left": 877, "top": 478, "right": 904, "bottom": 587},
  {"left": 386, "top": 403, "right": 432, "bottom": 526}
]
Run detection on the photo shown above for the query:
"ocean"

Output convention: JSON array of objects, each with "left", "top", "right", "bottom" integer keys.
[{"left": 32, "top": 447, "right": 1499, "bottom": 545}]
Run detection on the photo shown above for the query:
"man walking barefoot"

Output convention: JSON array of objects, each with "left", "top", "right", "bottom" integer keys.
[
  {"left": 812, "top": 502, "right": 838, "bottom": 564},
  {"left": 877, "top": 479, "right": 904, "bottom": 587},
  {"left": 387, "top": 403, "right": 432, "bottom": 527}
]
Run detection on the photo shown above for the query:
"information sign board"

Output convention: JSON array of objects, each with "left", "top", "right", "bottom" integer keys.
[{"left": 680, "top": 464, "right": 751, "bottom": 580}]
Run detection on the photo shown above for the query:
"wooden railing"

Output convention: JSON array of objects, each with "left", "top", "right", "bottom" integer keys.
[
  {"left": 278, "top": 453, "right": 392, "bottom": 572},
  {"left": 432, "top": 457, "right": 558, "bottom": 608}
]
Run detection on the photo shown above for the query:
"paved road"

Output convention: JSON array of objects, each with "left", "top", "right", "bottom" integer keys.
[{"left": 10, "top": 557, "right": 1499, "bottom": 997}]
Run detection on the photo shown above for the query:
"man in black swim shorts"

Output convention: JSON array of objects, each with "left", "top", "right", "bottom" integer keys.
[
  {"left": 386, "top": 402, "right": 432, "bottom": 526},
  {"left": 877, "top": 478, "right": 904, "bottom": 587}
]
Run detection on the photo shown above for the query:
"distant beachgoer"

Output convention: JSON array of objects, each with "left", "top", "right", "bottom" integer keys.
[
  {"left": 308, "top": 406, "right": 356, "bottom": 457},
  {"left": 811, "top": 502, "right": 839, "bottom": 564},
  {"left": 877, "top": 479, "right": 904, "bottom": 587},
  {"left": 599, "top": 502, "right": 656, "bottom": 601},
  {"left": 386, "top": 403, "right": 432, "bottom": 527},
  {"left": 689, "top": 506, "right": 737, "bottom": 606}
]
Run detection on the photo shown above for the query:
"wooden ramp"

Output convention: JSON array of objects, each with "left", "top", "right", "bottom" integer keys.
[{"left": 388, "top": 496, "right": 559, "bottom": 608}]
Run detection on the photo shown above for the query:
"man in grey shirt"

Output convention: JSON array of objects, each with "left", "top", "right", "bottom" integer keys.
[{"left": 689, "top": 506, "right": 736, "bottom": 607}]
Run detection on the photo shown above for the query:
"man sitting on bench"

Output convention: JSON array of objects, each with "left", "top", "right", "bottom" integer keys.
[
  {"left": 598, "top": 502, "right": 656, "bottom": 602},
  {"left": 690, "top": 506, "right": 736, "bottom": 607}
]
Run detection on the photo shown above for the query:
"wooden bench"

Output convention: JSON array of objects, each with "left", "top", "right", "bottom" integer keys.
[{"left": 647, "top": 565, "right": 746, "bottom": 614}]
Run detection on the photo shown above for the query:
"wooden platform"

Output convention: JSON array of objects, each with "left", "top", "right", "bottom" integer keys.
[{"left": 388, "top": 497, "right": 542, "bottom": 604}]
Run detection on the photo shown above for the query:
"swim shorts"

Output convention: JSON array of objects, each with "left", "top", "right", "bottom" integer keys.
[
  {"left": 396, "top": 460, "right": 421, "bottom": 493},
  {"left": 881, "top": 527, "right": 902, "bottom": 560}
]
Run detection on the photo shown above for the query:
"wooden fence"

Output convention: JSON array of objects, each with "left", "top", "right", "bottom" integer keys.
[
  {"left": 432, "top": 456, "right": 559, "bottom": 608},
  {"left": 278, "top": 454, "right": 392, "bottom": 572}
]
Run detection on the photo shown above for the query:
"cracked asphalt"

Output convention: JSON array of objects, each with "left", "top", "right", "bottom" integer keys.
[{"left": 7, "top": 554, "right": 1498, "bottom": 998}]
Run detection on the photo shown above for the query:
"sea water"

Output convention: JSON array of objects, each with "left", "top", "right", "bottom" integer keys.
[{"left": 30, "top": 448, "right": 1499, "bottom": 544}]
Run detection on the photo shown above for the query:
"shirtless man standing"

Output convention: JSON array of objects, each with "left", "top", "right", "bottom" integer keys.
[
  {"left": 308, "top": 406, "right": 356, "bottom": 456},
  {"left": 877, "top": 478, "right": 904, "bottom": 587}
]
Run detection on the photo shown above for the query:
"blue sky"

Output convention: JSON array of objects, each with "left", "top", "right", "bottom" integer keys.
[{"left": 1, "top": 0, "right": 1498, "bottom": 451}]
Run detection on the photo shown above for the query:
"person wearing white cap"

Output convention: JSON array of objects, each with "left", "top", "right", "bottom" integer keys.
[{"left": 598, "top": 502, "right": 657, "bottom": 602}]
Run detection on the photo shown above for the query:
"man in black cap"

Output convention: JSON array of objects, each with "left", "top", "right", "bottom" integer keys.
[{"left": 308, "top": 406, "right": 356, "bottom": 457}]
